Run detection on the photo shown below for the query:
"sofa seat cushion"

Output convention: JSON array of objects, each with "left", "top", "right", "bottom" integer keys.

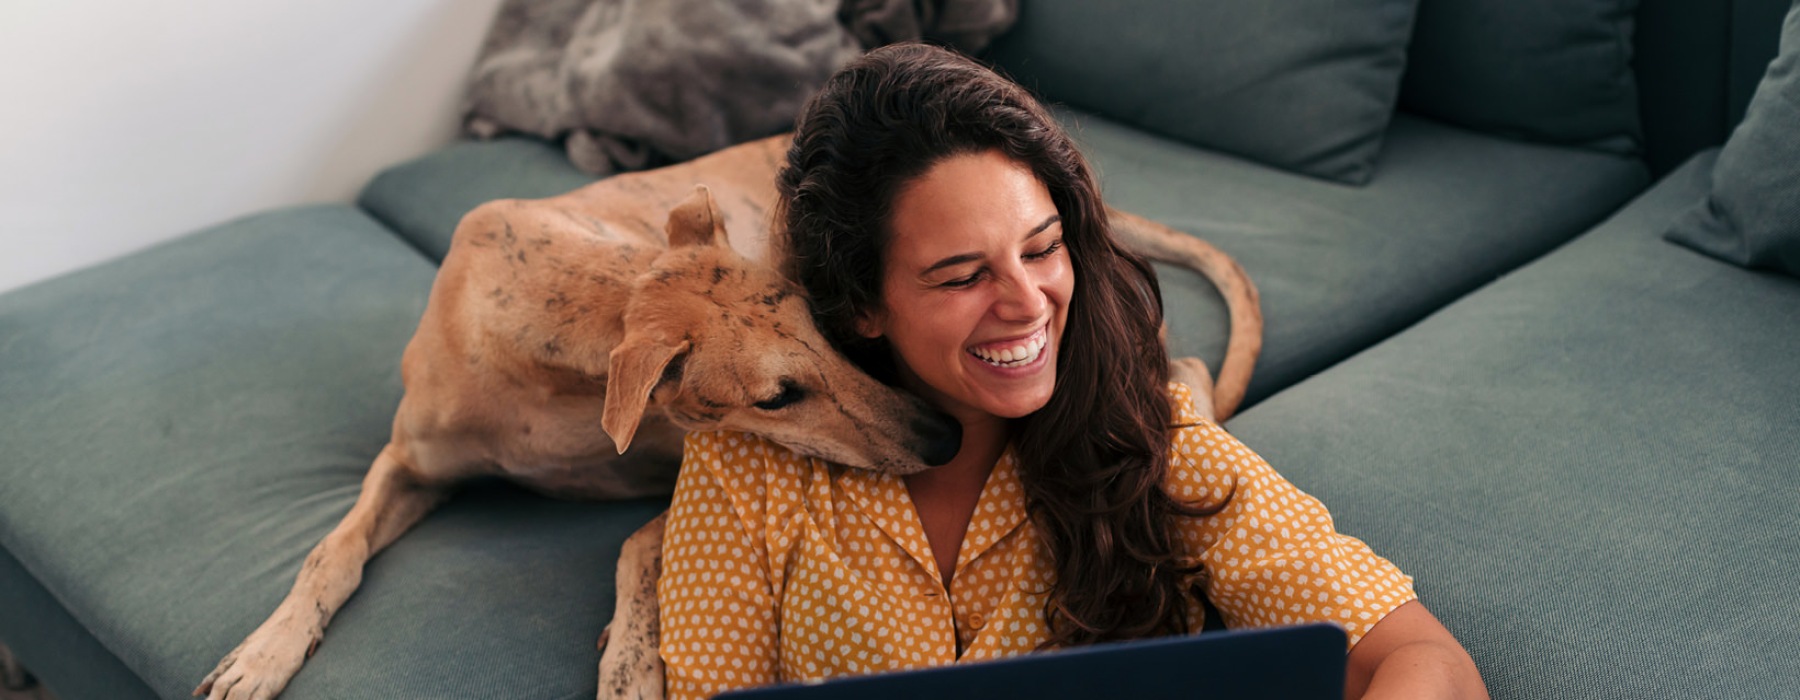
[
  {"left": 1071, "top": 109, "right": 1649, "bottom": 408},
  {"left": 1225, "top": 151, "right": 1800, "bottom": 699},
  {"left": 0, "top": 205, "right": 664, "bottom": 699}
]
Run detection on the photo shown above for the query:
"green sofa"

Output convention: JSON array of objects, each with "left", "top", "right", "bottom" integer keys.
[{"left": 3, "top": 0, "right": 1795, "bottom": 698}]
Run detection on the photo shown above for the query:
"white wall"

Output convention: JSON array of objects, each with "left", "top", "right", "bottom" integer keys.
[{"left": 0, "top": 0, "right": 508, "bottom": 293}]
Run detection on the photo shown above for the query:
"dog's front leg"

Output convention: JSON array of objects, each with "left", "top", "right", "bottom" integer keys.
[
  {"left": 196, "top": 443, "right": 447, "bottom": 700},
  {"left": 598, "top": 511, "right": 668, "bottom": 700}
]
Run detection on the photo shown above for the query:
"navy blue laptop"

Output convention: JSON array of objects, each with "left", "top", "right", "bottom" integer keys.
[{"left": 713, "top": 623, "right": 1346, "bottom": 699}]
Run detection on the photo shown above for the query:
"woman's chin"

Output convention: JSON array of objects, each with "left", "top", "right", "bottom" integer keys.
[
  {"left": 971, "top": 377, "right": 1056, "bottom": 419},
  {"left": 993, "top": 399, "right": 1050, "bottom": 419}
]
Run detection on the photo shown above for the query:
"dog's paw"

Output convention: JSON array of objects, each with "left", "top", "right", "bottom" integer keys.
[{"left": 194, "top": 621, "right": 318, "bottom": 700}]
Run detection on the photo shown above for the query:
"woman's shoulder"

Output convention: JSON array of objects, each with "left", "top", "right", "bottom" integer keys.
[
  {"left": 682, "top": 430, "right": 814, "bottom": 495},
  {"left": 1166, "top": 381, "right": 1209, "bottom": 426},
  {"left": 1163, "top": 381, "right": 1259, "bottom": 497}
]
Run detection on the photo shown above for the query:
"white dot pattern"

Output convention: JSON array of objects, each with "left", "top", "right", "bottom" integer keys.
[{"left": 657, "top": 383, "right": 1416, "bottom": 699}]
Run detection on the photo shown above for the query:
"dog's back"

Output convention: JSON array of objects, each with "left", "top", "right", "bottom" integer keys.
[{"left": 542, "top": 134, "right": 792, "bottom": 260}]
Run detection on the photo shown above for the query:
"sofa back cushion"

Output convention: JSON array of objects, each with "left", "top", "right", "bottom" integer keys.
[
  {"left": 1664, "top": 0, "right": 1800, "bottom": 277},
  {"left": 1399, "top": 0, "right": 1642, "bottom": 156},
  {"left": 982, "top": 0, "right": 1420, "bottom": 185}
]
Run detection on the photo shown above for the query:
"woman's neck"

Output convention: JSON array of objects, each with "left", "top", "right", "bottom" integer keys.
[{"left": 903, "top": 412, "right": 1008, "bottom": 590}]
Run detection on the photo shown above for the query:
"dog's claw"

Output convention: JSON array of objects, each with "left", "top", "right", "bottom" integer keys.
[
  {"left": 597, "top": 625, "right": 612, "bottom": 652},
  {"left": 195, "top": 649, "right": 234, "bottom": 697}
]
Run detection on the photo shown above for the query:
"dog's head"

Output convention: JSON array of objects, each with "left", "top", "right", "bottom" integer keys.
[{"left": 601, "top": 185, "right": 960, "bottom": 474}]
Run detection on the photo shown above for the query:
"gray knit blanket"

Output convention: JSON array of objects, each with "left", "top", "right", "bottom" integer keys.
[{"left": 463, "top": 0, "right": 1018, "bottom": 175}]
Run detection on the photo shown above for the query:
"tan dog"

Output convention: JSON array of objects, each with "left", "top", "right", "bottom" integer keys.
[{"left": 195, "top": 135, "right": 1261, "bottom": 700}]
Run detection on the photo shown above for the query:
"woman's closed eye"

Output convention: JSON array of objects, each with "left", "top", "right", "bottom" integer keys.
[
  {"left": 936, "top": 239, "right": 1063, "bottom": 289},
  {"left": 939, "top": 271, "right": 982, "bottom": 288},
  {"left": 1024, "top": 238, "right": 1063, "bottom": 261}
]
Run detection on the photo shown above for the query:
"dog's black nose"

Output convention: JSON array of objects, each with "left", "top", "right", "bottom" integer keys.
[{"left": 914, "top": 412, "right": 962, "bottom": 467}]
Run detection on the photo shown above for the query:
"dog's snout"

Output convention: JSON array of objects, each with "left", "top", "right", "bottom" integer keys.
[{"left": 914, "top": 412, "right": 962, "bottom": 467}]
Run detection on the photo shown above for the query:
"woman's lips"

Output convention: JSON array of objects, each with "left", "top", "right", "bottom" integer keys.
[{"left": 967, "top": 325, "right": 1048, "bottom": 368}]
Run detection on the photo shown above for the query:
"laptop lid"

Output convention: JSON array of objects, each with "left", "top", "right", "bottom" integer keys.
[{"left": 714, "top": 623, "right": 1347, "bottom": 700}]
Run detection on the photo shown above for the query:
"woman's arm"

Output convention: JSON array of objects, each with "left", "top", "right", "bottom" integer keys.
[
  {"left": 1160, "top": 384, "right": 1486, "bottom": 699},
  {"left": 1345, "top": 600, "right": 1489, "bottom": 700}
]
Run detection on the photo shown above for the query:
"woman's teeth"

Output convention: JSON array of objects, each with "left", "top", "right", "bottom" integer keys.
[{"left": 969, "top": 330, "right": 1047, "bottom": 368}]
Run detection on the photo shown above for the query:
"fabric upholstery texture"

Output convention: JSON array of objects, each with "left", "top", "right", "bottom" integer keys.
[
  {"left": 1227, "top": 151, "right": 1800, "bottom": 700},
  {"left": 1665, "top": 0, "right": 1800, "bottom": 276},
  {"left": 0, "top": 206, "right": 666, "bottom": 699},
  {"left": 1400, "top": 0, "right": 1642, "bottom": 155},
  {"left": 981, "top": 0, "right": 1419, "bottom": 184}
]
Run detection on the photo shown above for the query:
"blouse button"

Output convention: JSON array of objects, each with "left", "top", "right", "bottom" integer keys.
[{"left": 969, "top": 612, "right": 986, "bottom": 628}]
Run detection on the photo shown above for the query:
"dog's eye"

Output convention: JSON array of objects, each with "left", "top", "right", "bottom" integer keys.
[{"left": 753, "top": 382, "right": 805, "bottom": 411}]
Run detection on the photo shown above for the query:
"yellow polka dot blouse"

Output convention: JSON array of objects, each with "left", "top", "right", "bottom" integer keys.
[{"left": 657, "top": 383, "right": 1415, "bottom": 699}]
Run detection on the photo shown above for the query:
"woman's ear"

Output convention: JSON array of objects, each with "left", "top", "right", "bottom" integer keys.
[{"left": 854, "top": 307, "right": 884, "bottom": 339}]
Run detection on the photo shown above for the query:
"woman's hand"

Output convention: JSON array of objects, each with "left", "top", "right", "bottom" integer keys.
[{"left": 1345, "top": 600, "right": 1489, "bottom": 700}]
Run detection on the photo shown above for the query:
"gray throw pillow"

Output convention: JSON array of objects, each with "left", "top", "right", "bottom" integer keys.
[
  {"left": 1399, "top": 0, "right": 1642, "bottom": 156},
  {"left": 981, "top": 0, "right": 1420, "bottom": 185},
  {"left": 1664, "top": 0, "right": 1800, "bottom": 277}
]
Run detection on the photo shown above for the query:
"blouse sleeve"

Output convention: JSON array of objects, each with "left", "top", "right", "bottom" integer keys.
[
  {"left": 1165, "top": 384, "right": 1418, "bottom": 648},
  {"left": 658, "top": 431, "right": 780, "bottom": 699}
]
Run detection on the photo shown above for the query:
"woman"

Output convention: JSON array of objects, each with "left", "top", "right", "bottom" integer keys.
[{"left": 656, "top": 43, "right": 1489, "bottom": 700}]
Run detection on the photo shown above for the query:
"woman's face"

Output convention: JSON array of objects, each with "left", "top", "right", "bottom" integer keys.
[{"left": 858, "top": 150, "right": 1074, "bottom": 424}]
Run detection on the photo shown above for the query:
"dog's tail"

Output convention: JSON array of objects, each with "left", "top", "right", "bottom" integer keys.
[{"left": 1106, "top": 207, "right": 1263, "bottom": 421}]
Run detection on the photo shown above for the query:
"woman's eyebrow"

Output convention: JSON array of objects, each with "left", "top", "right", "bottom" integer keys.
[
  {"left": 922, "top": 253, "right": 983, "bottom": 276},
  {"left": 1024, "top": 214, "right": 1061, "bottom": 239},
  {"left": 920, "top": 214, "right": 1063, "bottom": 276}
]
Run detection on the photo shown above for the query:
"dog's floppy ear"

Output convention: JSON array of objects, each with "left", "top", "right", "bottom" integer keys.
[
  {"left": 665, "top": 184, "right": 728, "bottom": 248},
  {"left": 602, "top": 335, "right": 691, "bottom": 453}
]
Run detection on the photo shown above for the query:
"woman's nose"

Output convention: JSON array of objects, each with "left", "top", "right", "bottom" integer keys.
[{"left": 992, "top": 263, "right": 1049, "bottom": 322}]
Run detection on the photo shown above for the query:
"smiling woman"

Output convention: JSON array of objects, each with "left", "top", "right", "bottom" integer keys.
[{"left": 655, "top": 42, "right": 1489, "bottom": 700}]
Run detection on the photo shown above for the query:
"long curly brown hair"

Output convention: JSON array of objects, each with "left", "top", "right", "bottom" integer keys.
[{"left": 773, "top": 42, "right": 1226, "bottom": 647}]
